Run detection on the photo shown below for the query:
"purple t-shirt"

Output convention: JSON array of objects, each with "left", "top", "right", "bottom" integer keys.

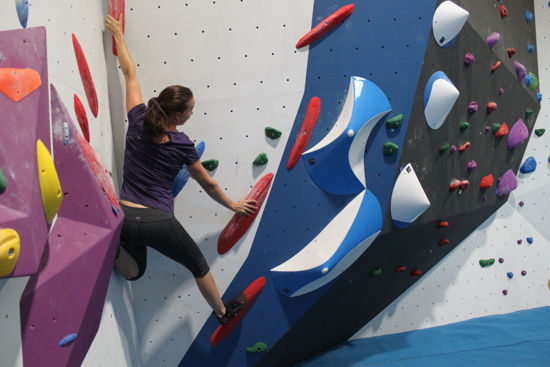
[{"left": 119, "top": 104, "right": 199, "bottom": 213}]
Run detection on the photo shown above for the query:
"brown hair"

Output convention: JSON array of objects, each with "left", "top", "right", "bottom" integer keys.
[{"left": 145, "top": 85, "right": 193, "bottom": 136}]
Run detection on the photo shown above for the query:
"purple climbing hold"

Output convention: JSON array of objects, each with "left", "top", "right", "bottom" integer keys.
[
  {"left": 496, "top": 169, "right": 517, "bottom": 196},
  {"left": 519, "top": 201, "right": 524, "bottom": 207},
  {"left": 514, "top": 61, "right": 527, "bottom": 83},
  {"left": 499, "top": 258, "right": 504, "bottom": 263},
  {"left": 507, "top": 272, "right": 513, "bottom": 279},
  {"left": 468, "top": 101, "right": 478, "bottom": 114},
  {"left": 517, "top": 239, "right": 523, "bottom": 244},
  {"left": 507, "top": 119, "right": 528, "bottom": 148},
  {"left": 464, "top": 53, "right": 475, "bottom": 66},
  {"left": 467, "top": 160, "right": 477, "bottom": 172},
  {"left": 526, "top": 237, "right": 533, "bottom": 244},
  {"left": 450, "top": 145, "right": 457, "bottom": 153},
  {"left": 498, "top": 88, "right": 504, "bottom": 96},
  {"left": 502, "top": 289, "right": 508, "bottom": 295},
  {"left": 487, "top": 32, "right": 501, "bottom": 49},
  {"left": 521, "top": 270, "right": 527, "bottom": 276}
]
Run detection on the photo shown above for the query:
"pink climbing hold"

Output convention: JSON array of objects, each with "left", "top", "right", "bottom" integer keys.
[
  {"left": 468, "top": 101, "right": 478, "bottom": 114},
  {"left": 467, "top": 160, "right": 477, "bottom": 172},
  {"left": 496, "top": 169, "right": 518, "bottom": 196},
  {"left": 450, "top": 145, "right": 457, "bottom": 153},
  {"left": 486, "top": 102, "right": 497, "bottom": 114},
  {"left": 514, "top": 61, "right": 527, "bottom": 82},
  {"left": 458, "top": 142, "right": 471, "bottom": 152},
  {"left": 480, "top": 174, "right": 494, "bottom": 189},
  {"left": 507, "top": 48, "right": 516, "bottom": 58},
  {"left": 487, "top": 32, "right": 501, "bottom": 49},
  {"left": 498, "top": 88, "right": 504, "bottom": 96},
  {"left": 491, "top": 61, "right": 502, "bottom": 73},
  {"left": 464, "top": 53, "right": 475, "bottom": 66},
  {"left": 507, "top": 119, "right": 528, "bottom": 148},
  {"left": 495, "top": 123, "right": 509, "bottom": 138}
]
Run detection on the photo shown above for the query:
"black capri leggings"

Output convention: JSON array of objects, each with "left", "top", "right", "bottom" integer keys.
[{"left": 119, "top": 204, "right": 209, "bottom": 280}]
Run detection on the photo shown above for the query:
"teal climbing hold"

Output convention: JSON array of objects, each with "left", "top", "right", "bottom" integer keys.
[
  {"left": 265, "top": 127, "right": 282, "bottom": 139},
  {"left": 201, "top": 159, "right": 219, "bottom": 171},
  {"left": 460, "top": 121, "right": 470, "bottom": 131},
  {"left": 383, "top": 142, "right": 399, "bottom": 155},
  {"left": 535, "top": 129, "right": 545, "bottom": 137},
  {"left": 479, "top": 259, "right": 495, "bottom": 267},
  {"left": 386, "top": 114, "right": 403, "bottom": 129},
  {"left": 247, "top": 342, "right": 268, "bottom": 354},
  {"left": 253, "top": 153, "right": 268, "bottom": 166},
  {"left": 0, "top": 168, "right": 6, "bottom": 194}
]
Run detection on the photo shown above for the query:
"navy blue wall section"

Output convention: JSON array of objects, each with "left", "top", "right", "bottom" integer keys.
[{"left": 181, "top": 1, "right": 435, "bottom": 366}]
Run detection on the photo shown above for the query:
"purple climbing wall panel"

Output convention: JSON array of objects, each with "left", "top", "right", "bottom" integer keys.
[
  {"left": 0, "top": 26, "right": 51, "bottom": 278},
  {"left": 18, "top": 85, "right": 123, "bottom": 367}
]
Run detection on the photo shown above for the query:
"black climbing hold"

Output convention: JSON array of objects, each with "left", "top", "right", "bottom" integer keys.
[
  {"left": 265, "top": 127, "right": 282, "bottom": 139},
  {"left": 386, "top": 114, "right": 403, "bottom": 129},
  {"left": 253, "top": 153, "right": 268, "bottom": 166},
  {"left": 308, "top": 158, "right": 316, "bottom": 165},
  {"left": 202, "top": 159, "right": 219, "bottom": 171}
]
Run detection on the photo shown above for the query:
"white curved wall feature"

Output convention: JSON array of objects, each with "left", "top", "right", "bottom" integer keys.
[
  {"left": 391, "top": 163, "right": 431, "bottom": 228},
  {"left": 424, "top": 71, "right": 459, "bottom": 129},
  {"left": 271, "top": 189, "right": 382, "bottom": 297},
  {"left": 301, "top": 77, "right": 391, "bottom": 195},
  {"left": 432, "top": 1, "right": 469, "bottom": 48}
]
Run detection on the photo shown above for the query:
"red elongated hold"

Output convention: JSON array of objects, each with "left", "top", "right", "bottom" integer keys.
[
  {"left": 507, "top": 48, "right": 516, "bottom": 58},
  {"left": 296, "top": 4, "right": 355, "bottom": 49},
  {"left": 438, "top": 221, "right": 449, "bottom": 228},
  {"left": 487, "top": 102, "right": 498, "bottom": 114},
  {"left": 77, "top": 133, "right": 121, "bottom": 211},
  {"left": 458, "top": 142, "right": 471, "bottom": 152},
  {"left": 439, "top": 239, "right": 449, "bottom": 246},
  {"left": 109, "top": 0, "right": 125, "bottom": 56},
  {"left": 495, "top": 122, "right": 509, "bottom": 138},
  {"left": 72, "top": 33, "right": 99, "bottom": 118},
  {"left": 491, "top": 61, "right": 502, "bottom": 73},
  {"left": 459, "top": 180, "right": 470, "bottom": 191},
  {"left": 395, "top": 266, "right": 406, "bottom": 272},
  {"left": 218, "top": 173, "right": 274, "bottom": 254},
  {"left": 211, "top": 277, "right": 266, "bottom": 347},
  {"left": 287, "top": 97, "right": 321, "bottom": 170},
  {"left": 499, "top": 5, "right": 508, "bottom": 18},
  {"left": 411, "top": 269, "right": 422, "bottom": 276},
  {"left": 449, "top": 179, "right": 461, "bottom": 192},
  {"left": 0, "top": 67, "right": 42, "bottom": 102},
  {"left": 480, "top": 174, "right": 494, "bottom": 189},
  {"left": 74, "top": 94, "right": 90, "bottom": 142}
]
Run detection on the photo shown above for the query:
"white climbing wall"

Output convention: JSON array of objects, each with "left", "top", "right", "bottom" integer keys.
[{"left": 351, "top": 0, "right": 550, "bottom": 340}]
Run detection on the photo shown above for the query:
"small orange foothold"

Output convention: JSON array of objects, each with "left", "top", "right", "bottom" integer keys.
[
  {"left": 411, "top": 269, "right": 422, "bottom": 276},
  {"left": 480, "top": 174, "right": 494, "bottom": 189},
  {"left": 395, "top": 266, "right": 406, "bottom": 272},
  {"left": 487, "top": 102, "right": 498, "bottom": 114},
  {"left": 458, "top": 142, "right": 471, "bottom": 152},
  {"left": 439, "top": 239, "right": 449, "bottom": 246},
  {"left": 491, "top": 61, "right": 502, "bottom": 73},
  {"left": 507, "top": 48, "right": 516, "bottom": 58},
  {"left": 438, "top": 221, "right": 449, "bottom": 228},
  {"left": 495, "top": 123, "right": 509, "bottom": 138}
]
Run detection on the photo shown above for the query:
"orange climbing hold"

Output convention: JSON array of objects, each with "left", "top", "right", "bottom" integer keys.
[
  {"left": 74, "top": 94, "right": 90, "bottom": 142},
  {"left": 438, "top": 221, "right": 449, "bottom": 228},
  {"left": 491, "top": 61, "right": 502, "bottom": 73},
  {"left": 480, "top": 174, "right": 494, "bottom": 189},
  {"left": 458, "top": 142, "right": 471, "bottom": 152},
  {"left": 495, "top": 123, "right": 509, "bottom": 138},
  {"left": 499, "top": 5, "right": 508, "bottom": 18},
  {"left": 487, "top": 102, "right": 497, "bottom": 114},
  {"left": 0, "top": 68, "right": 41, "bottom": 102},
  {"left": 439, "top": 239, "right": 449, "bottom": 246}
]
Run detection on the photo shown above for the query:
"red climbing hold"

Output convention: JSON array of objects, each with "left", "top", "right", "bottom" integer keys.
[
  {"left": 109, "top": 0, "right": 125, "bottom": 56},
  {"left": 458, "top": 142, "right": 471, "bottom": 152},
  {"left": 77, "top": 133, "right": 121, "bottom": 211},
  {"left": 499, "top": 5, "right": 508, "bottom": 18},
  {"left": 491, "top": 61, "right": 502, "bottom": 73},
  {"left": 287, "top": 97, "right": 321, "bottom": 170},
  {"left": 507, "top": 48, "right": 516, "bottom": 58},
  {"left": 480, "top": 174, "right": 494, "bottom": 189},
  {"left": 495, "top": 123, "right": 509, "bottom": 138},
  {"left": 487, "top": 102, "right": 497, "bottom": 114},
  {"left": 438, "top": 221, "right": 449, "bottom": 228},
  {"left": 395, "top": 266, "right": 406, "bottom": 272},
  {"left": 74, "top": 94, "right": 90, "bottom": 142},
  {"left": 411, "top": 269, "right": 422, "bottom": 276},
  {"left": 439, "top": 239, "right": 449, "bottom": 246},
  {"left": 296, "top": 4, "right": 355, "bottom": 49},
  {"left": 0, "top": 67, "right": 42, "bottom": 102},
  {"left": 210, "top": 277, "right": 266, "bottom": 347},
  {"left": 218, "top": 173, "right": 274, "bottom": 254},
  {"left": 72, "top": 33, "right": 99, "bottom": 118},
  {"left": 449, "top": 179, "right": 461, "bottom": 192},
  {"left": 459, "top": 180, "right": 470, "bottom": 191}
]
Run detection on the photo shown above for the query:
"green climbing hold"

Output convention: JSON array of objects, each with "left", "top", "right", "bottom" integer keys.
[
  {"left": 479, "top": 258, "right": 495, "bottom": 267},
  {"left": 383, "top": 142, "right": 399, "bottom": 155},
  {"left": 528, "top": 73, "right": 539, "bottom": 90},
  {"left": 460, "top": 121, "right": 470, "bottom": 131},
  {"left": 253, "top": 153, "right": 268, "bottom": 166},
  {"left": 525, "top": 109, "right": 534, "bottom": 118},
  {"left": 386, "top": 114, "right": 403, "bottom": 129},
  {"left": 247, "top": 342, "right": 268, "bottom": 354},
  {"left": 535, "top": 129, "right": 545, "bottom": 137},
  {"left": 370, "top": 267, "right": 382, "bottom": 277},
  {"left": 439, "top": 142, "right": 450, "bottom": 153},
  {"left": 265, "top": 127, "right": 282, "bottom": 139},
  {"left": 201, "top": 159, "right": 219, "bottom": 171},
  {"left": 0, "top": 168, "right": 6, "bottom": 194},
  {"left": 491, "top": 123, "right": 501, "bottom": 134}
]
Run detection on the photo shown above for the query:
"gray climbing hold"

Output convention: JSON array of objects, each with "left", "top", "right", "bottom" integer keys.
[
  {"left": 520, "top": 157, "right": 536, "bottom": 173},
  {"left": 507, "top": 119, "right": 528, "bottom": 148},
  {"left": 496, "top": 169, "right": 517, "bottom": 196}
]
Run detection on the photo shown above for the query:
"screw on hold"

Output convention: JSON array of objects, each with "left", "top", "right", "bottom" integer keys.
[
  {"left": 507, "top": 272, "right": 513, "bottom": 279},
  {"left": 526, "top": 237, "right": 533, "bottom": 244},
  {"left": 383, "top": 142, "right": 399, "bottom": 155},
  {"left": 439, "top": 142, "right": 450, "bottom": 153},
  {"left": 499, "top": 5, "right": 508, "bottom": 18},
  {"left": 370, "top": 267, "right": 382, "bottom": 277},
  {"left": 499, "top": 258, "right": 504, "bottom": 263},
  {"left": 502, "top": 289, "right": 508, "bottom": 295},
  {"left": 439, "top": 239, "right": 449, "bottom": 246},
  {"left": 308, "top": 158, "right": 316, "bottom": 165},
  {"left": 519, "top": 201, "right": 525, "bottom": 207},
  {"left": 498, "top": 88, "right": 504, "bottom": 96},
  {"left": 537, "top": 93, "right": 542, "bottom": 103},
  {"left": 535, "top": 129, "right": 545, "bottom": 137},
  {"left": 526, "top": 10, "right": 533, "bottom": 23},
  {"left": 460, "top": 122, "right": 470, "bottom": 131},
  {"left": 439, "top": 36, "right": 445, "bottom": 44},
  {"left": 467, "top": 160, "right": 477, "bottom": 172},
  {"left": 449, "top": 179, "right": 461, "bottom": 192},
  {"left": 386, "top": 114, "right": 403, "bottom": 129},
  {"left": 521, "top": 270, "right": 527, "bottom": 276},
  {"left": 0, "top": 167, "right": 7, "bottom": 194},
  {"left": 265, "top": 127, "right": 282, "bottom": 139},
  {"left": 487, "top": 32, "right": 501, "bottom": 49},
  {"left": 246, "top": 342, "right": 268, "bottom": 354},
  {"left": 520, "top": 157, "right": 536, "bottom": 174},
  {"left": 253, "top": 153, "right": 268, "bottom": 166},
  {"left": 525, "top": 73, "right": 538, "bottom": 90},
  {"left": 438, "top": 221, "right": 449, "bottom": 228},
  {"left": 479, "top": 259, "right": 495, "bottom": 267},
  {"left": 450, "top": 145, "right": 457, "bottom": 153},
  {"left": 201, "top": 159, "right": 219, "bottom": 171},
  {"left": 491, "top": 123, "right": 501, "bottom": 134}
]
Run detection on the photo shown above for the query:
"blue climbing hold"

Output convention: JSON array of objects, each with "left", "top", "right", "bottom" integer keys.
[
  {"left": 528, "top": 43, "right": 535, "bottom": 55},
  {"left": 507, "top": 272, "right": 514, "bottom": 279},
  {"left": 525, "top": 10, "right": 533, "bottom": 23},
  {"left": 525, "top": 74, "right": 533, "bottom": 87},
  {"left": 520, "top": 157, "right": 536, "bottom": 173},
  {"left": 537, "top": 93, "right": 542, "bottom": 103},
  {"left": 15, "top": 0, "right": 29, "bottom": 28},
  {"left": 173, "top": 141, "right": 205, "bottom": 197},
  {"left": 527, "top": 237, "right": 534, "bottom": 244},
  {"left": 58, "top": 333, "right": 77, "bottom": 347}
]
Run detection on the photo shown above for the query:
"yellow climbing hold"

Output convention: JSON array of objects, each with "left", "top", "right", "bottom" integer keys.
[
  {"left": 0, "top": 229, "right": 20, "bottom": 277},
  {"left": 37, "top": 140, "right": 63, "bottom": 224}
]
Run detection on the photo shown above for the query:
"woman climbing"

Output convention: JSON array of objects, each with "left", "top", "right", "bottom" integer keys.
[{"left": 105, "top": 14, "right": 257, "bottom": 324}]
